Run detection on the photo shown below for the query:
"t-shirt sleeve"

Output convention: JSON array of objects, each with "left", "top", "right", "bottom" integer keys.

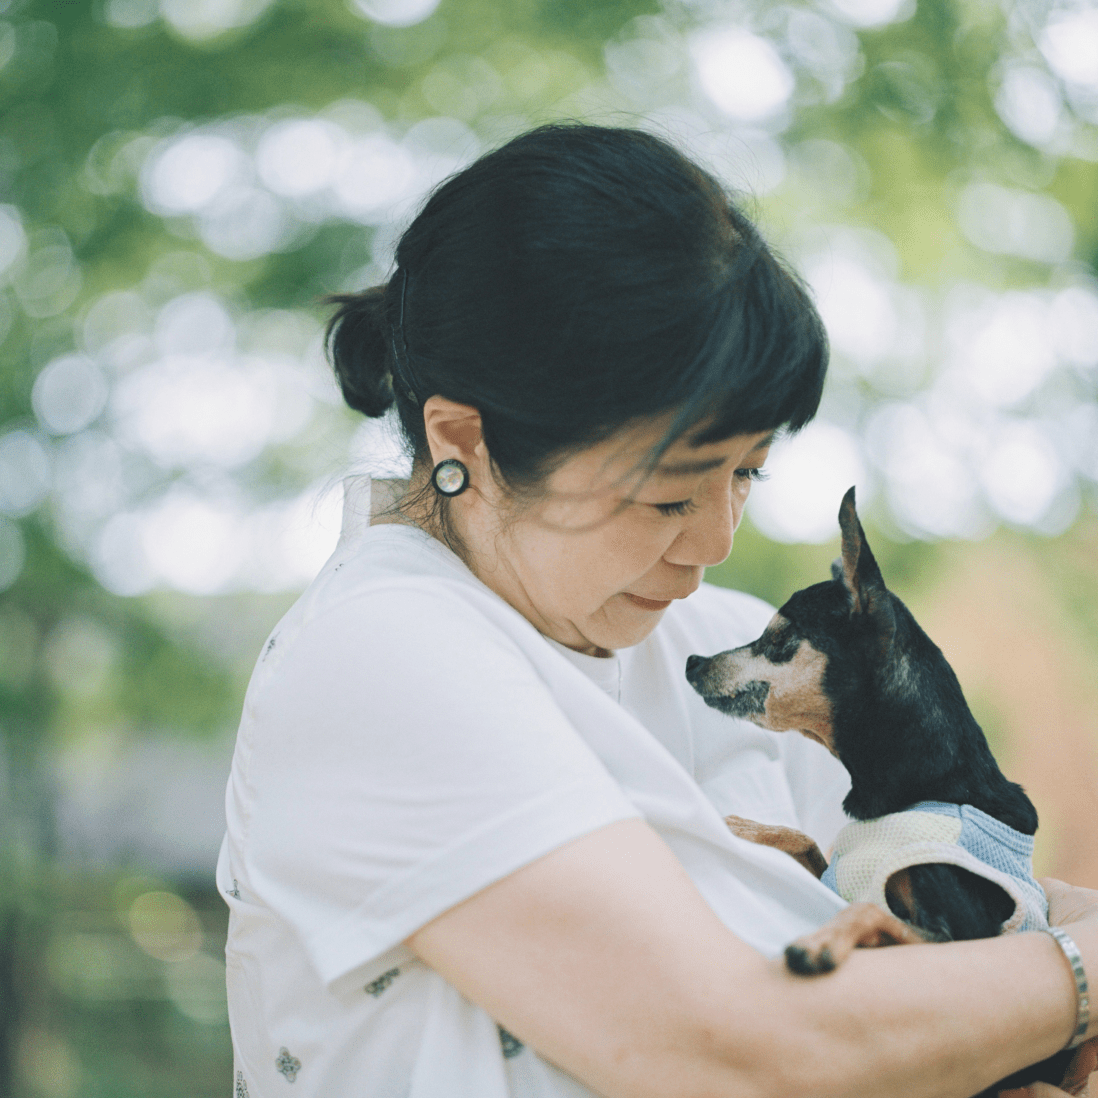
[{"left": 238, "top": 582, "right": 640, "bottom": 988}]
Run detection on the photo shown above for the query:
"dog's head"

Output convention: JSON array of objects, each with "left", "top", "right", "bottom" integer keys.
[{"left": 685, "top": 487, "right": 896, "bottom": 758}]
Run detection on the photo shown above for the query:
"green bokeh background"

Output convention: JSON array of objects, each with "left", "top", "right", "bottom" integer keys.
[{"left": 2, "top": 0, "right": 1098, "bottom": 1093}]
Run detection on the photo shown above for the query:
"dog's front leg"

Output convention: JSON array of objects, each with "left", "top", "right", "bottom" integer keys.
[
  {"left": 724, "top": 814, "right": 829, "bottom": 878},
  {"left": 784, "top": 903, "right": 930, "bottom": 975}
]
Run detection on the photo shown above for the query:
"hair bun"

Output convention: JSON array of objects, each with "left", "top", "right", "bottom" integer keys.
[{"left": 325, "top": 285, "right": 395, "bottom": 418}]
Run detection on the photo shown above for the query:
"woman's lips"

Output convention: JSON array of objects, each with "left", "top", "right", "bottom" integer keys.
[{"left": 623, "top": 593, "right": 674, "bottom": 611}]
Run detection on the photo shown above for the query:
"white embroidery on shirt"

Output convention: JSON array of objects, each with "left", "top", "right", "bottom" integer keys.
[
  {"left": 275, "top": 1047, "right": 301, "bottom": 1082},
  {"left": 236, "top": 1071, "right": 249, "bottom": 1097},
  {"left": 498, "top": 1026, "right": 524, "bottom": 1058},
  {"left": 364, "top": 967, "right": 400, "bottom": 997}
]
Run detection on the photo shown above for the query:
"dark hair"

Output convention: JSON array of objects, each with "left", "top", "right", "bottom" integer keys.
[{"left": 327, "top": 123, "right": 827, "bottom": 494}]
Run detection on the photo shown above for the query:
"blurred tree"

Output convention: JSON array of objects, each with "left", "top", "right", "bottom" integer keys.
[{"left": 1, "top": 0, "right": 1096, "bottom": 1091}]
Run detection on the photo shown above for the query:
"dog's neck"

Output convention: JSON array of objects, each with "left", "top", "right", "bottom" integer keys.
[{"left": 830, "top": 614, "right": 1039, "bottom": 835}]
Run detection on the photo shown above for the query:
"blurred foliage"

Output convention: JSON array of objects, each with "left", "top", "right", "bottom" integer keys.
[{"left": 1, "top": 0, "right": 1097, "bottom": 1092}]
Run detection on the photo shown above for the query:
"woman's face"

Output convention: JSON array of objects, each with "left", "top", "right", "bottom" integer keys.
[{"left": 465, "top": 420, "right": 774, "bottom": 656}]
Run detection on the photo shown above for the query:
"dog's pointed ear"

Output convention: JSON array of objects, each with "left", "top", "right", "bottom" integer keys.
[{"left": 837, "top": 488, "right": 893, "bottom": 637}]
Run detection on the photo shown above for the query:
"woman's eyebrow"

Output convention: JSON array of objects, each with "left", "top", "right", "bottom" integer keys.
[
  {"left": 653, "top": 432, "right": 776, "bottom": 478},
  {"left": 652, "top": 458, "right": 727, "bottom": 478}
]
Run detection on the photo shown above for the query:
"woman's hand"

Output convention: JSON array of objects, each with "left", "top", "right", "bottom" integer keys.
[
  {"left": 996, "top": 1040, "right": 1097, "bottom": 1097},
  {"left": 1062, "top": 1039, "right": 1098, "bottom": 1095},
  {"left": 1042, "top": 878, "right": 1098, "bottom": 929},
  {"left": 1007, "top": 880, "right": 1098, "bottom": 1098},
  {"left": 998, "top": 1085, "right": 1088, "bottom": 1098},
  {"left": 1042, "top": 877, "right": 1098, "bottom": 1094}
]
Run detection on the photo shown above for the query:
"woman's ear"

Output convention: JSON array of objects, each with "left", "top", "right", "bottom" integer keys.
[{"left": 421, "top": 396, "right": 488, "bottom": 478}]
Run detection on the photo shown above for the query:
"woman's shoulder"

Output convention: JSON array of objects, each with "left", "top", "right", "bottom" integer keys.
[
  {"left": 659, "top": 582, "right": 776, "bottom": 656},
  {"left": 249, "top": 524, "right": 532, "bottom": 700},
  {"left": 301, "top": 523, "right": 486, "bottom": 621}
]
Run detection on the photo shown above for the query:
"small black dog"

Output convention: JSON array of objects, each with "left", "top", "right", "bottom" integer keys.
[{"left": 686, "top": 487, "right": 1072, "bottom": 1095}]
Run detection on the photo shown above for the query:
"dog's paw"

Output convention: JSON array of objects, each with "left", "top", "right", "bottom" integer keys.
[
  {"left": 784, "top": 902, "right": 929, "bottom": 977},
  {"left": 784, "top": 943, "right": 836, "bottom": 976},
  {"left": 724, "top": 815, "right": 828, "bottom": 879}
]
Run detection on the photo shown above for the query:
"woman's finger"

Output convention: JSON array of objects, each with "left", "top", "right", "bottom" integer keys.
[
  {"left": 1003, "top": 1084, "right": 1087, "bottom": 1097},
  {"left": 1061, "top": 1037, "right": 1098, "bottom": 1094},
  {"left": 1039, "top": 878, "right": 1098, "bottom": 925}
]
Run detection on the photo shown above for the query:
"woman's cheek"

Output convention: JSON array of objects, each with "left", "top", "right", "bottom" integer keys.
[
  {"left": 731, "top": 481, "right": 753, "bottom": 531},
  {"left": 614, "top": 523, "right": 678, "bottom": 582}
]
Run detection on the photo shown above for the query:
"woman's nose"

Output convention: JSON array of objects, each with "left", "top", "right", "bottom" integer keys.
[{"left": 667, "top": 493, "right": 737, "bottom": 568}]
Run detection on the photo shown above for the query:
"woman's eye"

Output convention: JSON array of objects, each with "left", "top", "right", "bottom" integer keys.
[
  {"left": 735, "top": 467, "right": 769, "bottom": 483},
  {"left": 653, "top": 499, "right": 697, "bottom": 517}
]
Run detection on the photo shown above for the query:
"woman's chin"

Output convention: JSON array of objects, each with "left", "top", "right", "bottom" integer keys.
[{"left": 589, "top": 599, "right": 671, "bottom": 651}]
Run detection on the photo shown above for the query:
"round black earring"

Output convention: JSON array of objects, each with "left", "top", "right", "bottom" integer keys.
[{"left": 432, "top": 458, "right": 469, "bottom": 497}]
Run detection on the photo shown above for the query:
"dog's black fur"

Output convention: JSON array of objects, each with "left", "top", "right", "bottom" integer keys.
[
  {"left": 687, "top": 487, "right": 1073, "bottom": 1094},
  {"left": 775, "top": 560, "right": 1031, "bottom": 944}
]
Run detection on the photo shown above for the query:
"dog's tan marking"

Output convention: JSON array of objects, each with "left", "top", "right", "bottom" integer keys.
[
  {"left": 690, "top": 636, "right": 837, "bottom": 753},
  {"left": 724, "top": 814, "right": 828, "bottom": 877},
  {"left": 884, "top": 868, "right": 916, "bottom": 920},
  {"left": 755, "top": 640, "right": 835, "bottom": 751},
  {"left": 758, "top": 613, "right": 790, "bottom": 645}
]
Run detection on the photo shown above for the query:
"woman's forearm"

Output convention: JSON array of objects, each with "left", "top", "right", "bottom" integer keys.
[
  {"left": 409, "top": 820, "right": 1093, "bottom": 1098},
  {"left": 721, "top": 922, "right": 1093, "bottom": 1098}
]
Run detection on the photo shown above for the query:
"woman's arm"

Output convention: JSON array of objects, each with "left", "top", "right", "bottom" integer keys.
[{"left": 408, "top": 818, "right": 1094, "bottom": 1098}]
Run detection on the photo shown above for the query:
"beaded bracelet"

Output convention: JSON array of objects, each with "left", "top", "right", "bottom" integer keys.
[{"left": 1045, "top": 926, "right": 1091, "bottom": 1050}]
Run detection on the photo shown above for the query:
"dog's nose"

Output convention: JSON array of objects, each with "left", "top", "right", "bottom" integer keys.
[{"left": 686, "top": 654, "right": 704, "bottom": 678}]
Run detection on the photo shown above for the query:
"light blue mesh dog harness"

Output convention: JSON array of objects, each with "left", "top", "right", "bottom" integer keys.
[{"left": 820, "top": 801, "right": 1049, "bottom": 933}]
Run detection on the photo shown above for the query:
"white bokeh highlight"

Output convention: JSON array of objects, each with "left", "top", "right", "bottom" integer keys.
[
  {"left": 351, "top": 0, "right": 442, "bottom": 27},
  {"left": 104, "top": 0, "right": 160, "bottom": 28},
  {"left": 1041, "top": 10, "right": 1098, "bottom": 92},
  {"left": 748, "top": 423, "right": 866, "bottom": 542},
  {"left": 142, "top": 134, "right": 247, "bottom": 216},
  {"left": 0, "top": 431, "right": 52, "bottom": 517},
  {"left": 1051, "top": 287, "right": 1098, "bottom": 368},
  {"left": 806, "top": 254, "right": 899, "bottom": 365},
  {"left": 949, "top": 292, "right": 1058, "bottom": 408},
  {"left": 994, "top": 65, "right": 1064, "bottom": 147},
  {"left": 32, "top": 355, "right": 110, "bottom": 436},
  {"left": 160, "top": 0, "right": 275, "bottom": 41},
  {"left": 957, "top": 183, "right": 1074, "bottom": 264},
  {"left": 112, "top": 354, "right": 312, "bottom": 469},
  {"left": 91, "top": 481, "right": 343, "bottom": 597},
  {"left": 690, "top": 29, "right": 794, "bottom": 121},
  {"left": 0, "top": 205, "right": 27, "bottom": 280},
  {"left": 155, "top": 292, "right": 235, "bottom": 357},
  {"left": 256, "top": 120, "right": 347, "bottom": 197},
  {"left": 865, "top": 402, "right": 988, "bottom": 540},
  {"left": 826, "top": 0, "right": 913, "bottom": 29},
  {"left": 333, "top": 134, "right": 417, "bottom": 223},
  {"left": 980, "top": 422, "right": 1070, "bottom": 529},
  {"left": 349, "top": 409, "right": 412, "bottom": 479}
]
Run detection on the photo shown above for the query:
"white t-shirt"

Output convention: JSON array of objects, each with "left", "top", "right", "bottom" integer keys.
[{"left": 217, "top": 477, "right": 851, "bottom": 1098}]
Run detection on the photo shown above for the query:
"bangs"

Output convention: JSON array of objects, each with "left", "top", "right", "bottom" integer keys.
[{"left": 658, "top": 232, "right": 829, "bottom": 455}]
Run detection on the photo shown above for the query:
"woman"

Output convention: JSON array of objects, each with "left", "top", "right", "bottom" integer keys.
[{"left": 217, "top": 124, "right": 1097, "bottom": 1098}]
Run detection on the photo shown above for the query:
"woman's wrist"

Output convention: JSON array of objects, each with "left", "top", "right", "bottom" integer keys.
[
  {"left": 1059, "top": 920, "right": 1098, "bottom": 1045},
  {"left": 1043, "top": 926, "right": 1091, "bottom": 1048}
]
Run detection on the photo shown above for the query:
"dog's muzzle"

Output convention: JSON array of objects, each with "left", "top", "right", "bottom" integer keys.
[{"left": 686, "top": 653, "right": 770, "bottom": 717}]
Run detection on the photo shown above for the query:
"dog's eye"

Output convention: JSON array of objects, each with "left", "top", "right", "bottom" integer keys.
[
  {"left": 654, "top": 499, "right": 697, "bottom": 517},
  {"left": 754, "top": 625, "right": 801, "bottom": 663}
]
